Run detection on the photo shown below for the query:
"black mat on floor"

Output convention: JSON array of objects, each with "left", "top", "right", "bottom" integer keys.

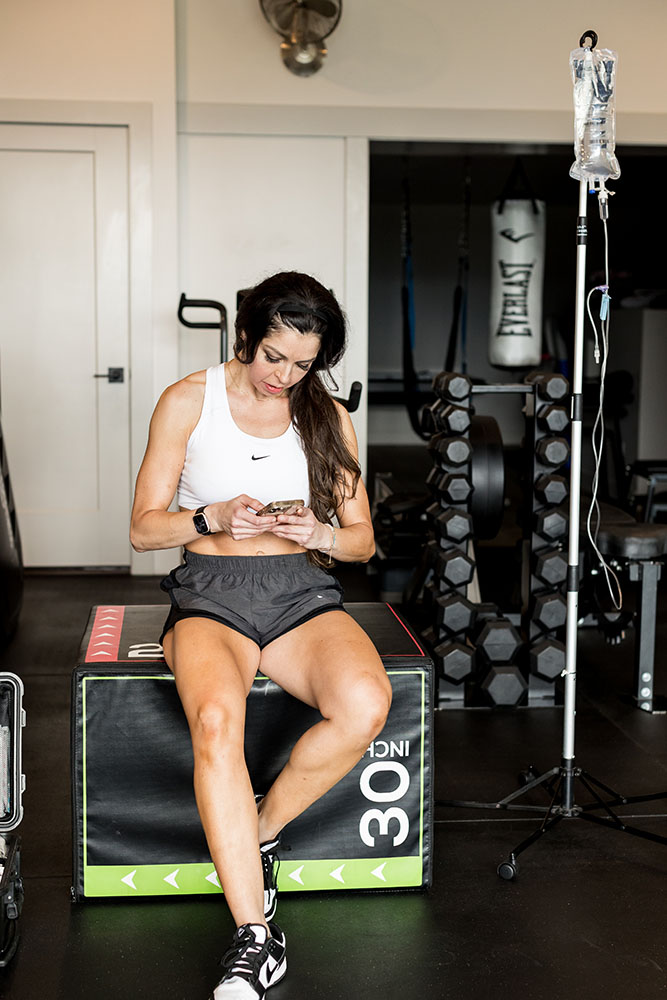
[{"left": 1, "top": 571, "right": 666, "bottom": 1000}]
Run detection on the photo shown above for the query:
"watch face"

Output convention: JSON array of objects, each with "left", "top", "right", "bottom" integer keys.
[{"left": 193, "top": 512, "right": 210, "bottom": 535}]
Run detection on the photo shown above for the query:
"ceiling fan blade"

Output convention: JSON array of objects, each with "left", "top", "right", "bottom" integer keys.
[
  {"left": 272, "top": 2, "right": 298, "bottom": 33},
  {"left": 301, "top": 0, "right": 338, "bottom": 17}
]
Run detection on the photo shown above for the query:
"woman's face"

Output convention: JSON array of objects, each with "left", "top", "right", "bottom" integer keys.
[{"left": 246, "top": 325, "right": 321, "bottom": 398}]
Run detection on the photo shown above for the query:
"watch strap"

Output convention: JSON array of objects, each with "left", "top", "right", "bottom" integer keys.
[{"left": 193, "top": 505, "right": 212, "bottom": 535}]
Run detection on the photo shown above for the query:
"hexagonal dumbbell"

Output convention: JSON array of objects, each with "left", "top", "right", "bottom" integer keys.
[
  {"left": 434, "top": 639, "right": 475, "bottom": 684},
  {"left": 427, "top": 471, "right": 473, "bottom": 504},
  {"left": 534, "top": 548, "right": 568, "bottom": 587},
  {"left": 432, "top": 372, "right": 472, "bottom": 403},
  {"left": 535, "top": 506, "right": 568, "bottom": 542},
  {"left": 529, "top": 637, "right": 566, "bottom": 681},
  {"left": 423, "top": 400, "right": 471, "bottom": 436},
  {"left": 532, "top": 592, "right": 567, "bottom": 632},
  {"left": 480, "top": 665, "right": 528, "bottom": 706},
  {"left": 535, "top": 436, "right": 570, "bottom": 467},
  {"left": 435, "top": 548, "right": 476, "bottom": 588},
  {"left": 534, "top": 473, "right": 568, "bottom": 507},
  {"left": 428, "top": 434, "right": 472, "bottom": 467},
  {"left": 436, "top": 402, "right": 471, "bottom": 435},
  {"left": 537, "top": 404, "right": 569, "bottom": 435},
  {"left": 435, "top": 508, "right": 473, "bottom": 544},
  {"left": 435, "top": 592, "right": 477, "bottom": 636},
  {"left": 536, "top": 373, "right": 569, "bottom": 402},
  {"left": 474, "top": 618, "right": 522, "bottom": 665}
]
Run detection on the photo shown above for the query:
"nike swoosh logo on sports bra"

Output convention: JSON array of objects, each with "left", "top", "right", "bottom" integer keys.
[{"left": 251, "top": 454, "right": 270, "bottom": 461}]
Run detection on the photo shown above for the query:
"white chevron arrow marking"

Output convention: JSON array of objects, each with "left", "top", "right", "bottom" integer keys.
[
  {"left": 121, "top": 870, "right": 138, "bottom": 890},
  {"left": 330, "top": 865, "right": 345, "bottom": 883},
  {"left": 371, "top": 863, "right": 387, "bottom": 882},
  {"left": 89, "top": 651, "right": 112, "bottom": 658},
  {"left": 288, "top": 865, "right": 305, "bottom": 885},
  {"left": 164, "top": 869, "right": 180, "bottom": 889},
  {"left": 205, "top": 871, "right": 220, "bottom": 888}
]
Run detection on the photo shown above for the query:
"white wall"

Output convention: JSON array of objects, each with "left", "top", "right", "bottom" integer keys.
[{"left": 177, "top": 1, "right": 666, "bottom": 119}]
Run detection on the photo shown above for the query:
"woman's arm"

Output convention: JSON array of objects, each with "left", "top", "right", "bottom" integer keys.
[
  {"left": 270, "top": 402, "right": 376, "bottom": 564},
  {"left": 130, "top": 375, "right": 277, "bottom": 552},
  {"left": 130, "top": 376, "right": 207, "bottom": 552}
]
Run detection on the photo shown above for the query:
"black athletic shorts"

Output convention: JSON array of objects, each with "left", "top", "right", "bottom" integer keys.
[{"left": 160, "top": 550, "right": 345, "bottom": 648}]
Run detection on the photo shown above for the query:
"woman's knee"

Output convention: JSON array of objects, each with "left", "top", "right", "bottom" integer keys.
[
  {"left": 337, "top": 673, "right": 392, "bottom": 747},
  {"left": 190, "top": 699, "right": 245, "bottom": 757}
]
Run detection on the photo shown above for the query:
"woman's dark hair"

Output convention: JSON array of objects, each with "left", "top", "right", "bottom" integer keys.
[{"left": 234, "top": 271, "right": 361, "bottom": 566}]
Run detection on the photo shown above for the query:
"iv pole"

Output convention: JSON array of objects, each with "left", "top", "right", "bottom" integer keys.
[{"left": 442, "top": 30, "right": 667, "bottom": 878}]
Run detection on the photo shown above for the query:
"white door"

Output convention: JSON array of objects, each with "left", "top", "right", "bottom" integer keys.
[{"left": 0, "top": 124, "right": 130, "bottom": 567}]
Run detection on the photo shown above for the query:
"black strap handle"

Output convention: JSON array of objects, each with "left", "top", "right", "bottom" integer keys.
[
  {"left": 333, "top": 380, "right": 362, "bottom": 413},
  {"left": 177, "top": 293, "right": 228, "bottom": 363}
]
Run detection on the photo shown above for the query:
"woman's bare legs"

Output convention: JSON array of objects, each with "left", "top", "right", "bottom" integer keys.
[
  {"left": 163, "top": 618, "right": 266, "bottom": 929},
  {"left": 256, "top": 611, "right": 392, "bottom": 843},
  {"left": 164, "top": 610, "right": 392, "bottom": 922}
]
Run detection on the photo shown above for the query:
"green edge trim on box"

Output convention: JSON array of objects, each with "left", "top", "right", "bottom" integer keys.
[
  {"left": 83, "top": 856, "right": 425, "bottom": 897},
  {"left": 81, "top": 669, "right": 428, "bottom": 893}
]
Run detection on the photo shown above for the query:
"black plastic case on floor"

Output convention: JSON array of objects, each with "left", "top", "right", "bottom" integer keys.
[
  {"left": 0, "top": 673, "right": 25, "bottom": 966},
  {"left": 71, "top": 603, "right": 433, "bottom": 900}
]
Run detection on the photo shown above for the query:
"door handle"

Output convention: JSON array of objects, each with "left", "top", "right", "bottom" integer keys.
[{"left": 93, "top": 367, "right": 124, "bottom": 383}]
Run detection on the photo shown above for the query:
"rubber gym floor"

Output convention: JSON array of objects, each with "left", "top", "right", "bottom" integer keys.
[{"left": 1, "top": 557, "right": 666, "bottom": 999}]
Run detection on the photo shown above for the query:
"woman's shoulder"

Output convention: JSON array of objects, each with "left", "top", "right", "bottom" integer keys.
[
  {"left": 331, "top": 397, "right": 353, "bottom": 430},
  {"left": 154, "top": 370, "right": 208, "bottom": 429},
  {"left": 329, "top": 397, "right": 358, "bottom": 451}
]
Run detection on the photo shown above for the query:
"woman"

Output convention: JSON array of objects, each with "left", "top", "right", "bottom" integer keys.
[{"left": 130, "top": 271, "right": 392, "bottom": 1000}]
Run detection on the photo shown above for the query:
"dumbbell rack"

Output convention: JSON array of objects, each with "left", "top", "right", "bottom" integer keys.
[{"left": 421, "top": 371, "right": 571, "bottom": 709}]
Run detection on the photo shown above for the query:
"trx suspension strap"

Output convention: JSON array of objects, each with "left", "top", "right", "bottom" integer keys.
[
  {"left": 445, "top": 157, "right": 472, "bottom": 373},
  {"left": 401, "top": 163, "right": 427, "bottom": 438}
]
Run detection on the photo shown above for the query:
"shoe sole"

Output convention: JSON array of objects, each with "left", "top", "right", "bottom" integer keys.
[{"left": 209, "top": 957, "right": 286, "bottom": 999}]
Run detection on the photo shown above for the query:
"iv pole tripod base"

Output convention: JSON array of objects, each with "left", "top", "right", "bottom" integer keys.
[
  {"left": 490, "top": 759, "right": 667, "bottom": 880},
  {"left": 439, "top": 757, "right": 667, "bottom": 881}
]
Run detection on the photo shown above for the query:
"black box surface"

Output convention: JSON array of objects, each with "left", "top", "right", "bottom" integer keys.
[{"left": 72, "top": 603, "right": 433, "bottom": 899}]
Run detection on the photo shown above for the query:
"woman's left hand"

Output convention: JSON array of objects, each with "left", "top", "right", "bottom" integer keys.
[{"left": 269, "top": 507, "right": 331, "bottom": 552}]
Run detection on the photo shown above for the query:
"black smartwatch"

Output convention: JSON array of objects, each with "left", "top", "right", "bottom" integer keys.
[{"left": 193, "top": 505, "right": 212, "bottom": 535}]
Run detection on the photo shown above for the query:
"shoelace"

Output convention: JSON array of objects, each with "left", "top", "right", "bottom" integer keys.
[
  {"left": 260, "top": 846, "right": 280, "bottom": 891},
  {"left": 221, "top": 929, "right": 265, "bottom": 979}
]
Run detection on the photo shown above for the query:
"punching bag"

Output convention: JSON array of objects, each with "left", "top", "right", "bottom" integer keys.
[{"left": 488, "top": 198, "right": 545, "bottom": 368}]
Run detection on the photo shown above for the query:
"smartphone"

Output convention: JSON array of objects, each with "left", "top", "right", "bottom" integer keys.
[{"left": 255, "top": 499, "right": 304, "bottom": 516}]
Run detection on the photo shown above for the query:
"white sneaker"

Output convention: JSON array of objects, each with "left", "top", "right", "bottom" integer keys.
[{"left": 212, "top": 923, "right": 287, "bottom": 999}]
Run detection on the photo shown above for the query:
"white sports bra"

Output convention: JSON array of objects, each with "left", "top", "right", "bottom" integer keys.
[{"left": 177, "top": 364, "right": 311, "bottom": 510}]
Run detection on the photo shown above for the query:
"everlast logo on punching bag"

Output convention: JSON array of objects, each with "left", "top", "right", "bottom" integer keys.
[
  {"left": 495, "top": 261, "right": 536, "bottom": 337},
  {"left": 488, "top": 198, "right": 545, "bottom": 367}
]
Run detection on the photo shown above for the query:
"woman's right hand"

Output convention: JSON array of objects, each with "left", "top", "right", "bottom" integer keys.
[{"left": 206, "top": 495, "right": 278, "bottom": 540}]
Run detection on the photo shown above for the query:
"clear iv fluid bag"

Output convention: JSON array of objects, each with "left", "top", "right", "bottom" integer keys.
[{"left": 570, "top": 46, "right": 621, "bottom": 182}]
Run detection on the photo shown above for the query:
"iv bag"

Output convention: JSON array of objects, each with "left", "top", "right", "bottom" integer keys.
[{"left": 569, "top": 46, "right": 621, "bottom": 182}]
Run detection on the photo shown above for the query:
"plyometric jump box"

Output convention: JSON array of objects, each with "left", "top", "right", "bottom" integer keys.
[{"left": 71, "top": 603, "right": 433, "bottom": 900}]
